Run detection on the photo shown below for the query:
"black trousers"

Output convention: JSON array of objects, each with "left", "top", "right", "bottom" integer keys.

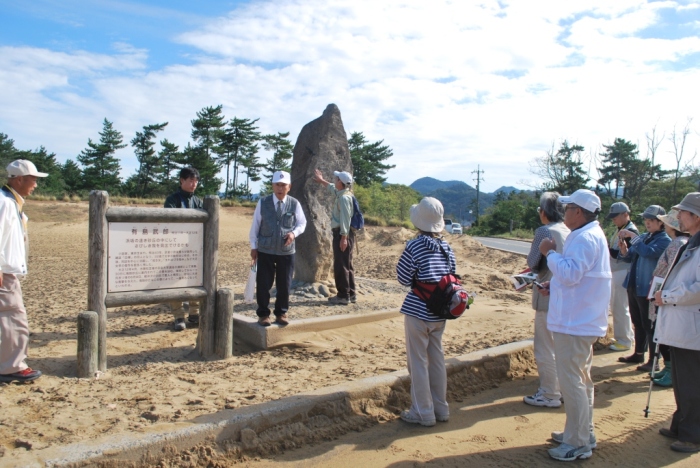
[
  {"left": 670, "top": 346, "right": 700, "bottom": 443},
  {"left": 256, "top": 251, "right": 294, "bottom": 317},
  {"left": 332, "top": 228, "right": 355, "bottom": 299},
  {"left": 628, "top": 288, "right": 654, "bottom": 357}
]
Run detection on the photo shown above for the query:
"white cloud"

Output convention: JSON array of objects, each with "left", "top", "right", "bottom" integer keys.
[{"left": 1, "top": 0, "right": 699, "bottom": 193}]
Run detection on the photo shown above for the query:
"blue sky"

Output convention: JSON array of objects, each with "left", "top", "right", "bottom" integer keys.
[{"left": 1, "top": 0, "right": 700, "bottom": 193}]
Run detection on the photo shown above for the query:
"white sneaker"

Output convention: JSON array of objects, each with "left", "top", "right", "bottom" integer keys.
[
  {"left": 399, "top": 410, "right": 436, "bottom": 427},
  {"left": 548, "top": 443, "right": 593, "bottom": 461},
  {"left": 523, "top": 389, "right": 562, "bottom": 408},
  {"left": 551, "top": 431, "right": 597, "bottom": 449}
]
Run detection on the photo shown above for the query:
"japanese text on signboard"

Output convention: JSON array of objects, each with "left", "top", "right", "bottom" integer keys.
[{"left": 108, "top": 222, "right": 203, "bottom": 292}]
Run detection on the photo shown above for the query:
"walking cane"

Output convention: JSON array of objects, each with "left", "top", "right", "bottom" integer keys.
[{"left": 643, "top": 343, "right": 661, "bottom": 418}]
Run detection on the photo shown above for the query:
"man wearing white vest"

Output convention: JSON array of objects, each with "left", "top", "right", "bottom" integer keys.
[
  {"left": 538, "top": 189, "right": 611, "bottom": 461},
  {"left": 0, "top": 160, "right": 48, "bottom": 383}
]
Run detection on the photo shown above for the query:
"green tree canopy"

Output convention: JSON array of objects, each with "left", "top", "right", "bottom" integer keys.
[
  {"left": 76, "top": 118, "right": 126, "bottom": 193},
  {"left": 531, "top": 140, "right": 589, "bottom": 194},
  {"left": 219, "top": 117, "right": 261, "bottom": 198},
  {"left": 131, "top": 122, "right": 168, "bottom": 197},
  {"left": 348, "top": 131, "right": 395, "bottom": 186}
]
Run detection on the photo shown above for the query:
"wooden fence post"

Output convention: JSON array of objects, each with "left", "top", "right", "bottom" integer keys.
[
  {"left": 88, "top": 191, "right": 109, "bottom": 371},
  {"left": 215, "top": 288, "right": 234, "bottom": 359},
  {"left": 198, "top": 195, "right": 220, "bottom": 358},
  {"left": 77, "top": 311, "right": 98, "bottom": 378}
]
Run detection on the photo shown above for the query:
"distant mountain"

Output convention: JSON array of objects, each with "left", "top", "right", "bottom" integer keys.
[
  {"left": 410, "top": 177, "right": 473, "bottom": 195},
  {"left": 493, "top": 186, "right": 520, "bottom": 195},
  {"left": 408, "top": 178, "right": 496, "bottom": 223}
]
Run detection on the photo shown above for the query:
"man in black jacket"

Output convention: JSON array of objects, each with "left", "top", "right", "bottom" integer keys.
[{"left": 164, "top": 167, "right": 203, "bottom": 331}]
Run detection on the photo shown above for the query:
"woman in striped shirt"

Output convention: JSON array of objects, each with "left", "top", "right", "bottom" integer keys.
[{"left": 397, "top": 197, "right": 456, "bottom": 427}]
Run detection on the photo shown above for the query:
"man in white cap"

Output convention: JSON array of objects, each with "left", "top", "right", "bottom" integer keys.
[
  {"left": 0, "top": 160, "right": 48, "bottom": 383},
  {"left": 606, "top": 201, "right": 638, "bottom": 351},
  {"left": 538, "top": 189, "right": 611, "bottom": 461},
  {"left": 249, "top": 171, "right": 306, "bottom": 326},
  {"left": 313, "top": 169, "right": 356, "bottom": 305}
]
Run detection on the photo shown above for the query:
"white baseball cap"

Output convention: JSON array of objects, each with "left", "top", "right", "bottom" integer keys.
[
  {"left": 333, "top": 171, "right": 353, "bottom": 184},
  {"left": 558, "top": 189, "right": 601, "bottom": 213},
  {"left": 6, "top": 159, "right": 49, "bottom": 178},
  {"left": 272, "top": 171, "right": 290, "bottom": 184}
]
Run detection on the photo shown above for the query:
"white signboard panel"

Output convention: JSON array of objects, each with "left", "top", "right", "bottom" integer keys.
[{"left": 108, "top": 222, "right": 203, "bottom": 292}]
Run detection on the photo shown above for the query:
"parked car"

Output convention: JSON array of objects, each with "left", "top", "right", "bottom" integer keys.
[
  {"left": 451, "top": 223, "right": 463, "bottom": 234},
  {"left": 444, "top": 218, "right": 453, "bottom": 232}
]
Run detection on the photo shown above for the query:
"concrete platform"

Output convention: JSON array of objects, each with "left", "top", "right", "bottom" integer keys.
[
  {"left": 17, "top": 340, "right": 534, "bottom": 467},
  {"left": 233, "top": 310, "right": 401, "bottom": 349}
]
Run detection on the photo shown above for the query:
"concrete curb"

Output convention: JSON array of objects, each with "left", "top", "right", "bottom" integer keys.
[
  {"left": 233, "top": 309, "right": 401, "bottom": 349},
  {"left": 29, "top": 339, "right": 533, "bottom": 467}
]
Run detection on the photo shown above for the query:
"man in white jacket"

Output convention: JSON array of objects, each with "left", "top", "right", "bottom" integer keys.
[
  {"left": 653, "top": 192, "right": 700, "bottom": 453},
  {"left": 0, "top": 160, "right": 48, "bottom": 383},
  {"left": 538, "top": 189, "right": 611, "bottom": 461}
]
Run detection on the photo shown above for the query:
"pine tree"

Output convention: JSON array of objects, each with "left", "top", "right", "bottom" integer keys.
[
  {"left": 189, "top": 106, "right": 225, "bottom": 195},
  {"left": 155, "top": 139, "right": 180, "bottom": 195},
  {"left": 348, "top": 131, "right": 396, "bottom": 186},
  {"left": 77, "top": 118, "right": 126, "bottom": 193},
  {"left": 131, "top": 122, "right": 168, "bottom": 197},
  {"left": 531, "top": 141, "right": 589, "bottom": 195},
  {"left": 597, "top": 138, "right": 638, "bottom": 198},
  {"left": 62, "top": 159, "right": 82, "bottom": 195},
  {"left": 219, "top": 117, "right": 261, "bottom": 198},
  {"left": 261, "top": 132, "right": 293, "bottom": 193}
]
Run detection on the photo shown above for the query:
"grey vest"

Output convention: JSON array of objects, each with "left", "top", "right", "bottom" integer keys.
[
  {"left": 257, "top": 195, "right": 299, "bottom": 256},
  {"left": 532, "top": 221, "right": 570, "bottom": 312}
]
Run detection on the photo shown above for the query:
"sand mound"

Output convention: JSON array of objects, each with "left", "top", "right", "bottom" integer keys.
[{"left": 372, "top": 227, "right": 416, "bottom": 246}]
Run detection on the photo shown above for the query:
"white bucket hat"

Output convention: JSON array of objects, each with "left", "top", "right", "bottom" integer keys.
[{"left": 410, "top": 197, "right": 445, "bottom": 233}]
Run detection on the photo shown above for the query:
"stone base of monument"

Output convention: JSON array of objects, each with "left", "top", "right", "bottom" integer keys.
[
  {"left": 232, "top": 310, "right": 399, "bottom": 350},
  {"left": 31, "top": 340, "right": 534, "bottom": 467}
]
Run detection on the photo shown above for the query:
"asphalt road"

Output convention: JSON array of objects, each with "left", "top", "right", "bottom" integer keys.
[{"left": 472, "top": 236, "right": 532, "bottom": 256}]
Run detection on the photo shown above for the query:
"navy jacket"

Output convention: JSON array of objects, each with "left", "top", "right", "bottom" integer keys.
[{"left": 621, "top": 230, "right": 671, "bottom": 296}]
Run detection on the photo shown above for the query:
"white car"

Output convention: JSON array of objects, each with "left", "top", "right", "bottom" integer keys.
[{"left": 451, "top": 223, "right": 463, "bottom": 234}]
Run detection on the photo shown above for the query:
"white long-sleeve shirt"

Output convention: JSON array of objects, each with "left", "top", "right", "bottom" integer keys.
[
  {"left": 0, "top": 189, "right": 28, "bottom": 276},
  {"left": 546, "top": 220, "right": 611, "bottom": 337},
  {"left": 249, "top": 195, "right": 307, "bottom": 249}
]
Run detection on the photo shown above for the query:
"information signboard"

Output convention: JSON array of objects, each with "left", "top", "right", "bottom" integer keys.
[{"left": 107, "top": 222, "right": 203, "bottom": 292}]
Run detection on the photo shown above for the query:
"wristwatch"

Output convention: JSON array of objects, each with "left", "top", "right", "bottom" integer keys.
[{"left": 546, "top": 250, "right": 556, "bottom": 257}]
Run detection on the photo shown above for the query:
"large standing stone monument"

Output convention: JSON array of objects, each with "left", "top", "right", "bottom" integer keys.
[{"left": 290, "top": 104, "right": 353, "bottom": 283}]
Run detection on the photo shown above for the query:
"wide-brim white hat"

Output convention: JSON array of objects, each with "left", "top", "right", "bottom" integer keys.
[{"left": 410, "top": 197, "right": 445, "bottom": 233}]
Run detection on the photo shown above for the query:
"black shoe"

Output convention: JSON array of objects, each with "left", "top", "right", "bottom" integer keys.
[
  {"left": 349, "top": 294, "right": 357, "bottom": 303},
  {"left": 618, "top": 353, "right": 644, "bottom": 363},
  {"left": 0, "top": 368, "right": 42, "bottom": 383},
  {"left": 637, "top": 361, "right": 659, "bottom": 373},
  {"left": 659, "top": 428, "right": 678, "bottom": 439},
  {"left": 187, "top": 314, "right": 199, "bottom": 325}
]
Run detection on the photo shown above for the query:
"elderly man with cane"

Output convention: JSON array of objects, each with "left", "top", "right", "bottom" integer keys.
[
  {"left": 652, "top": 192, "right": 700, "bottom": 453},
  {"left": 537, "top": 189, "right": 611, "bottom": 461}
]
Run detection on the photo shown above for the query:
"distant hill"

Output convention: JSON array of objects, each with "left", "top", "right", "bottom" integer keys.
[
  {"left": 493, "top": 186, "right": 520, "bottom": 195},
  {"left": 408, "top": 179, "right": 533, "bottom": 224},
  {"left": 410, "top": 177, "right": 472, "bottom": 195}
]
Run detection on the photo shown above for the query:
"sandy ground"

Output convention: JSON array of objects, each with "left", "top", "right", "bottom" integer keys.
[
  {"left": 2, "top": 201, "right": 695, "bottom": 467},
  {"left": 234, "top": 351, "right": 697, "bottom": 468}
]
